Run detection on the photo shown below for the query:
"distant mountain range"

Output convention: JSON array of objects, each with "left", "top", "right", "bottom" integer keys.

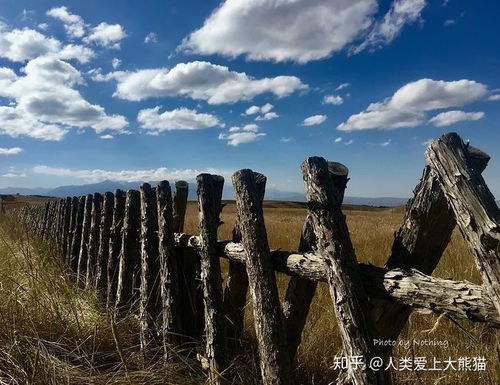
[{"left": 0, "top": 180, "right": 410, "bottom": 207}]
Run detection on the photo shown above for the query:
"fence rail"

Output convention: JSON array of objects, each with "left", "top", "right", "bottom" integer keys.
[{"left": 4, "top": 132, "right": 500, "bottom": 385}]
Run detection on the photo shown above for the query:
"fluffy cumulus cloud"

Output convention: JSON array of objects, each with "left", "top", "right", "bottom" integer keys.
[
  {"left": 0, "top": 57, "right": 128, "bottom": 140},
  {"left": 97, "top": 61, "right": 307, "bottom": 104},
  {"left": 0, "top": 26, "right": 94, "bottom": 63},
  {"left": 302, "top": 114, "right": 327, "bottom": 126},
  {"left": 245, "top": 103, "right": 279, "bottom": 120},
  {"left": 429, "top": 110, "right": 485, "bottom": 127},
  {"left": 137, "top": 107, "right": 223, "bottom": 132},
  {"left": 33, "top": 165, "right": 228, "bottom": 183},
  {"left": 219, "top": 123, "right": 266, "bottom": 146},
  {"left": 46, "top": 6, "right": 86, "bottom": 38},
  {"left": 323, "top": 94, "right": 344, "bottom": 105},
  {"left": 338, "top": 78, "right": 488, "bottom": 131},
  {"left": 181, "top": 0, "right": 378, "bottom": 63},
  {"left": 144, "top": 32, "right": 158, "bottom": 44},
  {"left": 84, "top": 23, "right": 126, "bottom": 48},
  {"left": 353, "top": 0, "right": 427, "bottom": 53},
  {"left": 0, "top": 147, "right": 23, "bottom": 155}
]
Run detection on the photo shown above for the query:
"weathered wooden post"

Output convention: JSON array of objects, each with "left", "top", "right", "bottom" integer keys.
[
  {"left": 107, "top": 189, "right": 126, "bottom": 309},
  {"left": 157, "top": 181, "right": 183, "bottom": 353},
  {"left": 426, "top": 133, "right": 500, "bottom": 315},
  {"left": 372, "top": 144, "right": 490, "bottom": 355},
  {"left": 62, "top": 197, "right": 72, "bottom": 260},
  {"left": 66, "top": 197, "right": 78, "bottom": 266},
  {"left": 197, "top": 173, "right": 227, "bottom": 384},
  {"left": 139, "top": 183, "right": 161, "bottom": 352},
  {"left": 283, "top": 162, "right": 348, "bottom": 361},
  {"left": 115, "top": 189, "right": 141, "bottom": 314},
  {"left": 173, "top": 181, "right": 189, "bottom": 232},
  {"left": 70, "top": 196, "right": 86, "bottom": 273},
  {"left": 301, "top": 157, "right": 390, "bottom": 385},
  {"left": 232, "top": 169, "right": 294, "bottom": 385},
  {"left": 77, "top": 194, "right": 93, "bottom": 283},
  {"left": 96, "top": 192, "right": 114, "bottom": 294},
  {"left": 85, "top": 193, "right": 102, "bottom": 288}
]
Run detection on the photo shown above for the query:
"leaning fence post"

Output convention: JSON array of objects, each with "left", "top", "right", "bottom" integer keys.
[
  {"left": 232, "top": 169, "right": 294, "bottom": 385},
  {"left": 62, "top": 197, "right": 72, "bottom": 262},
  {"left": 70, "top": 196, "right": 86, "bottom": 274},
  {"left": 86, "top": 193, "right": 102, "bottom": 288},
  {"left": 107, "top": 189, "right": 126, "bottom": 309},
  {"left": 157, "top": 181, "right": 183, "bottom": 354},
  {"left": 77, "top": 194, "right": 93, "bottom": 284},
  {"left": 139, "top": 183, "right": 161, "bottom": 352},
  {"left": 283, "top": 162, "right": 349, "bottom": 362},
  {"left": 426, "top": 133, "right": 500, "bottom": 315},
  {"left": 301, "top": 157, "right": 391, "bottom": 385},
  {"left": 115, "top": 189, "right": 141, "bottom": 314},
  {"left": 96, "top": 192, "right": 114, "bottom": 294},
  {"left": 197, "top": 173, "right": 227, "bottom": 384}
]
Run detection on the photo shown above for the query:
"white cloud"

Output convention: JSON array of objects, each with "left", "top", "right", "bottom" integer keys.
[
  {"left": 111, "top": 58, "right": 122, "bottom": 69},
  {"left": 338, "top": 78, "right": 488, "bottom": 131},
  {"left": 0, "top": 147, "right": 23, "bottom": 155},
  {"left": 0, "top": 27, "right": 94, "bottom": 63},
  {"left": 0, "top": 57, "right": 128, "bottom": 140},
  {"left": 144, "top": 32, "right": 158, "bottom": 43},
  {"left": 255, "top": 111, "right": 279, "bottom": 121},
  {"left": 323, "top": 94, "right": 344, "bottom": 105},
  {"left": 137, "top": 107, "right": 222, "bottom": 132},
  {"left": 428, "top": 110, "right": 485, "bottom": 127},
  {"left": 2, "top": 171, "right": 26, "bottom": 178},
  {"left": 46, "top": 6, "right": 86, "bottom": 38},
  {"left": 302, "top": 114, "right": 327, "bottom": 126},
  {"left": 345, "top": 139, "right": 354, "bottom": 145},
  {"left": 280, "top": 137, "right": 294, "bottom": 143},
  {"left": 354, "top": 0, "right": 427, "bottom": 53},
  {"left": 334, "top": 137, "right": 343, "bottom": 143},
  {"left": 377, "top": 139, "right": 392, "bottom": 146},
  {"left": 219, "top": 123, "right": 265, "bottom": 146},
  {"left": 245, "top": 105, "right": 261, "bottom": 115},
  {"left": 99, "top": 61, "right": 307, "bottom": 104},
  {"left": 84, "top": 23, "right": 126, "bottom": 48},
  {"left": 488, "top": 94, "right": 500, "bottom": 101},
  {"left": 38, "top": 23, "right": 49, "bottom": 31},
  {"left": 100, "top": 134, "right": 114, "bottom": 139},
  {"left": 33, "top": 165, "right": 228, "bottom": 183},
  {"left": 335, "top": 83, "right": 351, "bottom": 91},
  {"left": 181, "top": 0, "right": 377, "bottom": 63}
]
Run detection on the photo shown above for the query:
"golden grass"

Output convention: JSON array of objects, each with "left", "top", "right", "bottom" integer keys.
[{"left": 0, "top": 199, "right": 498, "bottom": 384}]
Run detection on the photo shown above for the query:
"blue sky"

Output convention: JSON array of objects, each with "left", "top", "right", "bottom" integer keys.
[{"left": 0, "top": 0, "right": 499, "bottom": 198}]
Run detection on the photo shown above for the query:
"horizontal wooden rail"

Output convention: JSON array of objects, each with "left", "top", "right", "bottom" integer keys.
[{"left": 174, "top": 233, "right": 500, "bottom": 328}]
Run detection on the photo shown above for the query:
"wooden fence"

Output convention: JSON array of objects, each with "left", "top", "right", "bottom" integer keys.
[{"left": 5, "top": 132, "right": 500, "bottom": 385}]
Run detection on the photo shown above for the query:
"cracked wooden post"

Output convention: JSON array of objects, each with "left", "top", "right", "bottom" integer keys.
[
  {"left": 96, "top": 192, "right": 114, "bottom": 294},
  {"left": 283, "top": 162, "right": 348, "bottom": 362},
  {"left": 107, "top": 189, "right": 126, "bottom": 309},
  {"left": 232, "top": 169, "right": 294, "bottom": 385},
  {"left": 62, "top": 197, "right": 71, "bottom": 261},
  {"left": 197, "top": 173, "right": 227, "bottom": 385},
  {"left": 86, "top": 193, "right": 102, "bottom": 288},
  {"left": 301, "top": 157, "right": 391, "bottom": 385},
  {"left": 70, "top": 196, "right": 86, "bottom": 274},
  {"left": 157, "top": 181, "right": 183, "bottom": 354},
  {"left": 116, "top": 189, "right": 141, "bottom": 314},
  {"left": 426, "top": 133, "right": 500, "bottom": 315},
  {"left": 77, "top": 194, "right": 93, "bottom": 284},
  {"left": 223, "top": 175, "right": 264, "bottom": 347},
  {"left": 173, "top": 181, "right": 189, "bottom": 232},
  {"left": 66, "top": 197, "right": 78, "bottom": 266},
  {"left": 372, "top": 144, "right": 490, "bottom": 355},
  {"left": 139, "top": 183, "right": 161, "bottom": 352}
]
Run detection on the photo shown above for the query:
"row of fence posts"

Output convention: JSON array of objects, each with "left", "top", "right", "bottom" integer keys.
[{"left": 5, "top": 133, "right": 500, "bottom": 385}]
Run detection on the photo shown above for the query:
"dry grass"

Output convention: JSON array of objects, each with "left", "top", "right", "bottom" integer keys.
[{"left": 0, "top": 197, "right": 498, "bottom": 384}]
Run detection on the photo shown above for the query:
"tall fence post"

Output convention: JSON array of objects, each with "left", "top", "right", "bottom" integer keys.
[
  {"left": 197, "top": 173, "right": 227, "bottom": 384},
  {"left": 70, "top": 196, "right": 86, "bottom": 274},
  {"left": 78, "top": 194, "right": 93, "bottom": 284},
  {"left": 232, "top": 169, "right": 294, "bottom": 385},
  {"left": 116, "top": 189, "right": 141, "bottom": 314},
  {"left": 139, "top": 183, "right": 161, "bottom": 353},
  {"left": 62, "top": 197, "right": 72, "bottom": 262},
  {"left": 157, "top": 181, "right": 183, "bottom": 355},
  {"left": 96, "top": 192, "right": 114, "bottom": 294},
  {"left": 107, "top": 189, "right": 126, "bottom": 309},
  {"left": 426, "top": 133, "right": 500, "bottom": 315},
  {"left": 301, "top": 157, "right": 391, "bottom": 385},
  {"left": 86, "top": 193, "right": 102, "bottom": 288}
]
